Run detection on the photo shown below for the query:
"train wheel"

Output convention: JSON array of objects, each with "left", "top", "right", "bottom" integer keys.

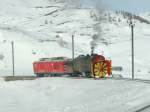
[
  {"left": 36, "top": 74, "right": 44, "bottom": 77},
  {"left": 93, "top": 62, "right": 107, "bottom": 78}
]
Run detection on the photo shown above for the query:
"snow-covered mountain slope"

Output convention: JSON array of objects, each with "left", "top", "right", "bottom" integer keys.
[
  {"left": 99, "top": 11, "right": 150, "bottom": 79},
  {"left": 0, "top": 0, "right": 96, "bottom": 76},
  {"left": 0, "top": 0, "right": 150, "bottom": 79},
  {"left": 140, "top": 12, "right": 150, "bottom": 21}
]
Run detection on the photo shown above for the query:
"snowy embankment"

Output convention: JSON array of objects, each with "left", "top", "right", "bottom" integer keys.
[{"left": 0, "top": 77, "right": 150, "bottom": 112}]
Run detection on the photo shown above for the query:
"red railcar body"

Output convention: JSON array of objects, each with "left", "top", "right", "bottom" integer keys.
[{"left": 33, "top": 61, "right": 66, "bottom": 74}]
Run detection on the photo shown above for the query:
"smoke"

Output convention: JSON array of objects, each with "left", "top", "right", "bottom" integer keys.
[
  {"left": 0, "top": 54, "right": 4, "bottom": 60},
  {"left": 89, "top": 0, "right": 104, "bottom": 54},
  {"left": 64, "top": 0, "right": 105, "bottom": 54}
]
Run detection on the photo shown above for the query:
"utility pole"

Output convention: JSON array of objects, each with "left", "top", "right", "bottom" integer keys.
[
  {"left": 72, "top": 34, "right": 75, "bottom": 74},
  {"left": 11, "top": 41, "right": 15, "bottom": 76},
  {"left": 72, "top": 34, "right": 75, "bottom": 62},
  {"left": 129, "top": 20, "right": 135, "bottom": 79}
]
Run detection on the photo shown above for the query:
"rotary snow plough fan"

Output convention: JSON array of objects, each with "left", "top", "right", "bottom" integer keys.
[
  {"left": 93, "top": 62, "right": 107, "bottom": 78},
  {"left": 92, "top": 55, "right": 111, "bottom": 78}
]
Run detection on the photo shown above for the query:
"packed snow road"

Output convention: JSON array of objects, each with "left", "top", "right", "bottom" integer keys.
[{"left": 1, "top": 77, "right": 150, "bottom": 112}]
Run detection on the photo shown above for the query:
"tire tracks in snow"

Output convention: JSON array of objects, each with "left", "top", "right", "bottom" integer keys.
[{"left": 135, "top": 104, "right": 150, "bottom": 112}]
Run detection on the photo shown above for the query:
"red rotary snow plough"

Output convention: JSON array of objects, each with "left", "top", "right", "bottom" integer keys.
[{"left": 33, "top": 54, "right": 112, "bottom": 78}]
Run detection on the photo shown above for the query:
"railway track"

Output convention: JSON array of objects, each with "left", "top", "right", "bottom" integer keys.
[
  {"left": 3, "top": 75, "right": 150, "bottom": 84},
  {"left": 4, "top": 76, "right": 36, "bottom": 81},
  {"left": 109, "top": 77, "right": 150, "bottom": 84}
]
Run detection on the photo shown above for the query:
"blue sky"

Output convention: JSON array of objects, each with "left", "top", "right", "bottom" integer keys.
[{"left": 81, "top": 0, "right": 150, "bottom": 13}]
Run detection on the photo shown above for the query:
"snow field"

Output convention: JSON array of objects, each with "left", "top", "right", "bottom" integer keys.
[{"left": 0, "top": 78, "right": 150, "bottom": 112}]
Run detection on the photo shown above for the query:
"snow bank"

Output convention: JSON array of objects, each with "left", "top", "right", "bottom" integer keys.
[{"left": 0, "top": 78, "right": 150, "bottom": 112}]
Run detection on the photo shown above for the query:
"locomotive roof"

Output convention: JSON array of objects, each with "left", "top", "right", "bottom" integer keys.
[{"left": 39, "top": 57, "right": 70, "bottom": 61}]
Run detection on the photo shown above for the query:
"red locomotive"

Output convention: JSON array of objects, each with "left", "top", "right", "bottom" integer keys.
[{"left": 33, "top": 54, "right": 112, "bottom": 78}]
